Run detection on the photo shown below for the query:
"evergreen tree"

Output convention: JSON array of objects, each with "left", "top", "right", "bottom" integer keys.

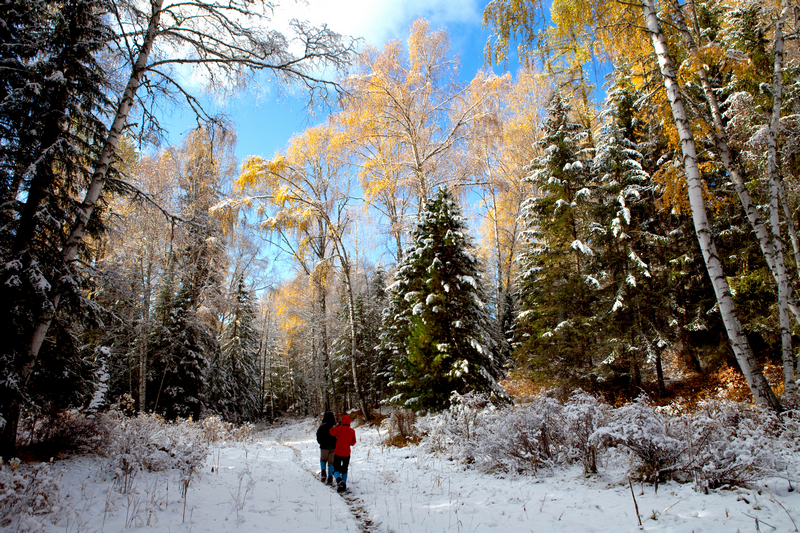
[
  {"left": 515, "top": 93, "right": 598, "bottom": 382},
  {"left": 149, "top": 283, "right": 212, "bottom": 419},
  {"left": 148, "top": 129, "right": 231, "bottom": 419},
  {"left": 364, "top": 269, "right": 391, "bottom": 405},
  {"left": 0, "top": 0, "right": 113, "bottom": 455},
  {"left": 206, "top": 276, "right": 260, "bottom": 421},
  {"left": 381, "top": 188, "right": 507, "bottom": 411},
  {"left": 333, "top": 267, "right": 390, "bottom": 409},
  {"left": 587, "top": 72, "right": 677, "bottom": 391},
  {"left": 592, "top": 75, "right": 654, "bottom": 380}
]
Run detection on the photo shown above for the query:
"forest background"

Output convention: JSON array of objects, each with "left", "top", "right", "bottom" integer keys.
[{"left": 2, "top": 0, "right": 800, "bottom": 460}]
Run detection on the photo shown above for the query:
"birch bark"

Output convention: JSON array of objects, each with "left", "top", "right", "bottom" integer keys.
[
  {"left": 766, "top": 0, "right": 796, "bottom": 399},
  {"left": 672, "top": 0, "right": 800, "bottom": 328},
  {"left": 0, "top": 0, "right": 167, "bottom": 458},
  {"left": 641, "top": 0, "right": 781, "bottom": 409}
]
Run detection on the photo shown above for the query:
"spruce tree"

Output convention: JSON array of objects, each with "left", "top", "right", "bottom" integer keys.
[
  {"left": 149, "top": 283, "right": 212, "bottom": 419},
  {"left": 515, "top": 92, "right": 598, "bottom": 382},
  {"left": 381, "top": 188, "right": 507, "bottom": 411},
  {"left": 589, "top": 73, "right": 666, "bottom": 389},
  {"left": 206, "top": 276, "right": 260, "bottom": 421},
  {"left": 0, "top": 0, "right": 113, "bottom": 455}
]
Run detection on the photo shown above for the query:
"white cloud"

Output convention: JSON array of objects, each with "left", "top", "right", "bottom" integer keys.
[{"left": 274, "top": 0, "right": 482, "bottom": 46}]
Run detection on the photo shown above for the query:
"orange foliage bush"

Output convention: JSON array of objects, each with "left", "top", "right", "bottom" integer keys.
[
  {"left": 499, "top": 377, "right": 551, "bottom": 400},
  {"left": 713, "top": 363, "right": 784, "bottom": 402}
]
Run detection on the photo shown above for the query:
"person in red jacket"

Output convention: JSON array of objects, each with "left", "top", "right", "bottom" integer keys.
[{"left": 329, "top": 414, "right": 356, "bottom": 492}]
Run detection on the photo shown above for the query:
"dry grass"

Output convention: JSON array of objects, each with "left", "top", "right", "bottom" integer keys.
[
  {"left": 499, "top": 377, "right": 552, "bottom": 400},
  {"left": 382, "top": 433, "right": 421, "bottom": 448},
  {"left": 382, "top": 409, "right": 421, "bottom": 448}
]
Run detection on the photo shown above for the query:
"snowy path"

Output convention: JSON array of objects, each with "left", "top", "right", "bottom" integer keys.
[
  {"left": 272, "top": 424, "right": 380, "bottom": 532},
  {"left": 25, "top": 417, "right": 800, "bottom": 532},
  {"left": 265, "top": 418, "right": 800, "bottom": 533},
  {"left": 49, "top": 424, "right": 364, "bottom": 533}
]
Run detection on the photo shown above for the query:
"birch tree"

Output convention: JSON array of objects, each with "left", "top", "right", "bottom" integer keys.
[
  {"left": 637, "top": 0, "right": 779, "bottom": 409},
  {"left": 223, "top": 123, "right": 371, "bottom": 418},
  {"left": 0, "top": 0, "right": 355, "bottom": 457},
  {"left": 342, "top": 19, "right": 484, "bottom": 215},
  {"left": 468, "top": 69, "right": 544, "bottom": 339},
  {"left": 765, "top": 0, "right": 796, "bottom": 399},
  {"left": 483, "top": 0, "right": 782, "bottom": 409},
  {"left": 667, "top": 0, "right": 797, "bottom": 400}
]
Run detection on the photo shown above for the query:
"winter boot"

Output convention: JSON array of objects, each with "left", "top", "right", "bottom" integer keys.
[
  {"left": 320, "top": 470, "right": 327, "bottom": 482},
  {"left": 337, "top": 481, "right": 347, "bottom": 493}
]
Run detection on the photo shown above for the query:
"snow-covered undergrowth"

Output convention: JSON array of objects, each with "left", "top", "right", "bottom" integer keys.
[
  {"left": 0, "top": 459, "right": 64, "bottom": 532},
  {"left": 421, "top": 392, "right": 800, "bottom": 491},
  {"left": 1, "top": 397, "right": 799, "bottom": 532},
  {"left": 1, "top": 411, "right": 253, "bottom": 532}
]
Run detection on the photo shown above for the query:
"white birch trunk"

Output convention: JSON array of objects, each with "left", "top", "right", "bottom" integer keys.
[
  {"left": 139, "top": 259, "right": 152, "bottom": 412},
  {"left": 673, "top": 0, "right": 800, "bottom": 328},
  {"left": 24, "top": 0, "right": 166, "bottom": 386},
  {"left": 337, "top": 246, "right": 372, "bottom": 420},
  {"left": 767, "top": 0, "right": 796, "bottom": 399},
  {"left": 778, "top": 187, "right": 800, "bottom": 284},
  {"left": 641, "top": 0, "right": 781, "bottom": 410},
  {"left": 0, "top": 0, "right": 167, "bottom": 458}
]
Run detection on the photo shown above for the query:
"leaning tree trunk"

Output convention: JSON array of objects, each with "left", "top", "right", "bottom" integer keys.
[
  {"left": 641, "top": 0, "right": 781, "bottom": 410},
  {"left": 676, "top": 0, "right": 798, "bottom": 396},
  {"left": 672, "top": 0, "right": 800, "bottom": 329},
  {"left": 0, "top": 0, "right": 166, "bottom": 458}
]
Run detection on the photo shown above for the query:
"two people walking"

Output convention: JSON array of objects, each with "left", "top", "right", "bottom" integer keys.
[{"left": 317, "top": 411, "right": 356, "bottom": 493}]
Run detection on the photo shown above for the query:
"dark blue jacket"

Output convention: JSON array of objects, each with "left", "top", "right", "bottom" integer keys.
[{"left": 316, "top": 411, "right": 337, "bottom": 449}]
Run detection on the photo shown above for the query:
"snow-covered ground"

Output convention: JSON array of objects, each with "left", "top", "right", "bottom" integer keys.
[{"left": 9, "top": 418, "right": 800, "bottom": 532}]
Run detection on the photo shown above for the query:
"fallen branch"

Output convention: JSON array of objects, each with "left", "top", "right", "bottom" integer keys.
[
  {"left": 768, "top": 488, "right": 797, "bottom": 531},
  {"left": 628, "top": 477, "right": 642, "bottom": 527},
  {"left": 663, "top": 498, "right": 685, "bottom": 514},
  {"left": 743, "top": 513, "right": 776, "bottom": 531}
]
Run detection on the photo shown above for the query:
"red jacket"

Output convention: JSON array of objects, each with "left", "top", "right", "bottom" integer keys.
[{"left": 329, "top": 416, "right": 356, "bottom": 456}]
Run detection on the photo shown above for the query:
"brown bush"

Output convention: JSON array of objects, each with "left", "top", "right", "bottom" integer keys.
[
  {"left": 17, "top": 410, "right": 115, "bottom": 459},
  {"left": 384, "top": 409, "right": 420, "bottom": 447}
]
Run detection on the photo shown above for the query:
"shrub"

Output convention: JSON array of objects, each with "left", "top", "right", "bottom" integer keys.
[
  {"left": 108, "top": 413, "right": 209, "bottom": 493},
  {"left": 471, "top": 397, "right": 564, "bottom": 474},
  {"left": 200, "top": 415, "right": 255, "bottom": 444},
  {"left": 0, "top": 459, "right": 64, "bottom": 532},
  {"left": 17, "top": 409, "right": 114, "bottom": 457},
  {"left": 591, "top": 396, "right": 683, "bottom": 483},
  {"left": 563, "top": 390, "right": 607, "bottom": 474},
  {"left": 417, "top": 392, "right": 795, "bottom": 490},
  {"left": 384, "top": 409, "right": 420, "bottom": 447},
  {"left": 419, "top": 391, "right": 494, "bottom": 456},
  {"left": 675, "top": 400, "right": 788, "bottom": 490}
]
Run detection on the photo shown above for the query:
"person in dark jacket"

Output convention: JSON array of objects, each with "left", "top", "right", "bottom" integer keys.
[
  {"left": 316, "top": 411, "right": 337, "bottom": 483},
  {"left": 329, "top": 414, "right": 357, "bottom": 492}
]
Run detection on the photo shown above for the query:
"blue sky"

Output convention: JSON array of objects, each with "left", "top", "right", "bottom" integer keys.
[{"left": 161, "top": 0, "right": 512, "bottom": 162}]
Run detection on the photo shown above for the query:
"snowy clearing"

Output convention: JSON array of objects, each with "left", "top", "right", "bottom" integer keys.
[{"left": 6, "top": 417, "right": 800, "bottom": 533}]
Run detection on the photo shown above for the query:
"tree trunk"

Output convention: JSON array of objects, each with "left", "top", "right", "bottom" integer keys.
[
  {"left": 767, "top": 0, "right": 796, "bottom": 400},
  {"left": 640, "top": 0, "right": 781, "bottom": 410},
  {"left": 0, "top": 0, "right": 166, "bottom": 457},
  {"left": 138, "top": 258, "right": 153, "bottom": 412},
  {"left": 338, "top": 249, "right": 371, "bottom": 421},
  {"left": 673, "top": 0, "right": 800, "bottom": 328}
]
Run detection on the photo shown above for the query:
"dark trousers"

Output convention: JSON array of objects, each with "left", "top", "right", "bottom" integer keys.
[{"left": 333, "top": 454, "right": 350, "bottom": 474}]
